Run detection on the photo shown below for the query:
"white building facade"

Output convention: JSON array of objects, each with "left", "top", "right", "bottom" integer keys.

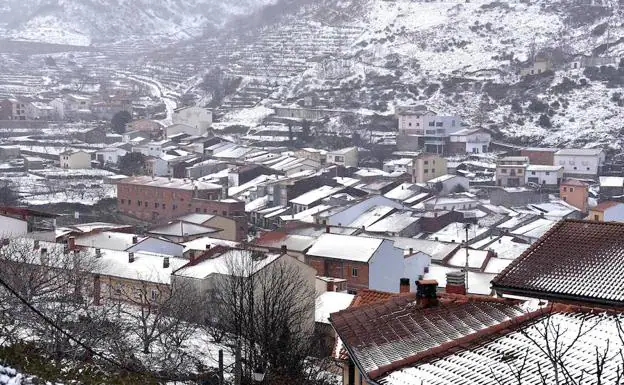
[
  {"left": 554, "top": 149, "right": 605, "bottom": 177},
  {"left": 526, "top": 165, "right": 564, "bottom": 186}
]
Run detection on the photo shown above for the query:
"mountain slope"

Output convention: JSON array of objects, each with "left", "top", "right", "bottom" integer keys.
[
  {"left": 258, "top": 0, "right": 624, "bottom": 148},
  {"left": 0, "top": 0, "right": 277, "bottom": 46}
]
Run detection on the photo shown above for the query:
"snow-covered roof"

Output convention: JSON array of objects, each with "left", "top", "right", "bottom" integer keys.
[
  {"left": 555, "top": 148, "right": 603, "bottom": 156},
  {"left": 510, "top": 218, "right": 557, "bottom": 240},
  {"left": 446, "top": 247, "right": 489, "bottom": 270},
  {"left": 600, "top": 176, "right": 624, "bottom": 187},
  {"left": 290, "top": 185, "right": 344, "bottom": 206},
  {"left": 315, "top": 291, "right": 355, "bottom": 324},
  {"left": 366, "top": 211, "right": 420, "bottom": 234},
  {"left": 473, "top": 235, "right": 530, "bottom": 261},
  {"left": 148, "top": 221, "right": 220, "bottom": 237},
  {"left": 119, "top": 176, "right": 222, "bottom": 191},
  {"left": 175, "top": 213, "right": 216, "bottom": 225},
  {"left": 307, "top": 233, "right": 387, "bottom": 262},
  {"left": 526, "top": 164, "right": 563, "bottom": 172},
  {"left": 182, "top": 236, "right": 239, "bottom": 251},
  {"left": 75, "top": 231, "right": 143, "bottom": 251},
  {"left": 428, "top": 223, "right": 488, "bottom": 243},
  {"left": 384, "top": 183, "right": 421, "bottom": 201},
  {"left": 174, "top": 250, "right": 281, "bottom": 280}
]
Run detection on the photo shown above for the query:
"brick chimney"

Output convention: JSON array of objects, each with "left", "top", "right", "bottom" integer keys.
[
  {"left": 416, "top": 279, "right": 438, "bottom": 308},
  {"left": 325, "top": 225, "right": 330, "bottom": 233},
  {"left": 163, "top": 256, "right": 170, "bottom": 269},
  {"left": 189, "top": 250, "right": 196, "bottom": 261},
  {"left": 446, "top": 271, "right": 467, "bottom": 295},
  {"left": 128, "top": 252, "right": 135, "bottom": 263},
  {"left": 280, "top": 244, "right": 287, "bottom": 254},
  {"left": 132, "top": 235, "right": 138, "bottom": 244},
  {"left": 399, "top": 278, "right": 410, "bottom": 293},
  {"left": 68, "top": 236, "right": 76, "bottom": 251},
  {"left": 327, "top": 280, "right": 335, "bottom": 292}
]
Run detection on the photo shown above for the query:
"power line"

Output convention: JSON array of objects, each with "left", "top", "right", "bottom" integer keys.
[{"left": 0, "top": 273, "right": 168, "bottom": 382}]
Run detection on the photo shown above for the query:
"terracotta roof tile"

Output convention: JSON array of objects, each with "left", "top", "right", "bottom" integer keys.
[
  {"left": 492, "top": 219, "right": 624, "bottom": 306},
  {"left": 330, "top": 293, "right": 525, "bottom": 379}
]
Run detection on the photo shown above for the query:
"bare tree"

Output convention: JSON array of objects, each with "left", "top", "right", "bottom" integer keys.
[{"left": 209, "top": 248, "right": 331, "bottom": 383}]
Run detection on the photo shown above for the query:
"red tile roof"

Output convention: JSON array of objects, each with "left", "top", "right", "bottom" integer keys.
[
  {"left": 492, "top": 219, "right": 624, "bottom": 306},
  {"left": 330, "top": 294, "right": 526, "bottom": 379}
]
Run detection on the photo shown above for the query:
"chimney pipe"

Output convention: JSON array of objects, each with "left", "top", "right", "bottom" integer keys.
[
  {"left": 163, "top": 256, "right": 170, "bottom": 269},
  {"left": 206, "top": 244, "right": 211, "bottom": 250},
  {"left": 416, "top": 279, "right": 438, "bottom": 308},
  {"left": 325, "top": 225, "right": 330, "bottom": 233},
  {"left": 132, "top": 235, "right": 138, "bottom": 244},
  {"left": 327, "top": 280, "right": 335, "bottom": 292},
  {"left": 95, "top": 248, "right": 102, "bottom": 258},
  {"left": 280, "top": 244, "right": 287, "bottom": 254},
  {"left": 33, "top": 239, "right": 40, "bottom": 249},
  {"left": 409, "top": 247, "right": 413, "bottom": 255},
  {"left": 128, "top": 252, "right": 135, "bottom": 263},
  {"left": 40, "top": 248, "right": 48, "bottom": 257},
  {"left": 68, "top": 236, "right": 76, "bottom": 251},
  {"left": 399, "top": 278, "right": 410, "bottom": 293}
]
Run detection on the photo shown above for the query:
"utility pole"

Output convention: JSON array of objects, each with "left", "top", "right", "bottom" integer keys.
[
  {"left": 464, "top": 223, "right": 471, "bottom": 290},
  {"left": 234, "top": 339, "right": 242, "bottom": 385},
  {"left": 219, "top": 349, "right": 224, "bottom": 385}
]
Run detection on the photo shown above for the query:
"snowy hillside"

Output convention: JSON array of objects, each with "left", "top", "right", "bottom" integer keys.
[
  {"left": 261, "top": 0, "right": 624, "bottom": 148},
  {"left": 0, "top": 0, "right": 278, "bottom": 46}
]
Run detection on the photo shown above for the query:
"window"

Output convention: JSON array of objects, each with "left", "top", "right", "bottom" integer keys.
[
  {"left": 144, "top": 201, "right": 148, "bottom": 207},
  {"left": 570, "top": 188, "right": 574, "bottom": 192},
  {"left": 408, "top": 122, "right": 412, "bottom": 127},
  {"left": 531, "top": 171, "right": 536, "bottom": 175},
  {"left": 428, "top": 121, "right": 435, "bottom": 127},
  {"left": 545, "top": 172, "right": 550, "bottom": 176},
  {"left": 195, "top": 207, "right": 200, "bottom": 213},
  {"left": 573, "top": 167, "right": 577, "bottom": 170},
  {"left": 424, "top": 160, "right": 429, "bottom": 165},
  {"left": 222, "top": 211, "right": 227, "bottom": 216},
  {"left": 172, "top": 204, "right": 177, "bottom": 210},
  {"left": 154, "top": 203, "right": 159, "bottom": 208},
  {"left": 204, "top": 208, "right": 208, "bottom": 213},
  {"left": 114, "top": 284, "right": 122, "bottom": 295},
  {"left": 587, "top": 167, "right": 590, "bottom": 171},
  {"left": 501, "top": 169, "right": 507, "bottom": 174},
  {"left": 128, "top": 200, "right": 132, "bottom": 205},
  {"left": 151, "top": 289, "right": 159, "bottom": 301},
  {"left": 162, "top": 204, "right": 166, "bottom": 209},
  {"left": 436, "top": 122, "right": 443, "bottom": 127},
  {"left": 121, "top": 199, "right": 125, "bottom": 204},
  {"left": 424, "top": 169, "right": 429, "bottom": 173},
  {"left": 431, "top": 168, "right": 435, "bottom": 173},
  {"left": 563, "top": 187, "right": 567, "bottom": 192},
  {"left": 137, "top": 200, "right": 142, "bottom": 206},
  {"left": 351, "top": 267, "right": 358, "bottom": 277},
  {"left": 594, "top": 215, "right": 600, "bottom": 221},
  {"left": 517, "top": 169, "right": 523, "bottom": 174}
]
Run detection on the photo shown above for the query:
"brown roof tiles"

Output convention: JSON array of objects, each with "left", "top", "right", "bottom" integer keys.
[{"left": 492, "top": 219, "right": 624, "bottom": 306}]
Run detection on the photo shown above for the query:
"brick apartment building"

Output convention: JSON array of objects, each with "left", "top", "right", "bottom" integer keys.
[{"left": 116, "top": 176, "right": 244, "bottom": 222}]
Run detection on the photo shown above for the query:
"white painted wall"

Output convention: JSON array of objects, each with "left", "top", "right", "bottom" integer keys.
[
  {"left": 60, "top": 151, "right": 91, "bottom": 169},
  {"left": 604, "top": 204, "right": 624, "bottom": 222},
  {"left": 399, "top": 112, "right": 461, "bottom": 136},
  {"left": 327, "top": 147, "right": 358, "bottom": 168},
  {"left": 403, "top": 252, "right": 432, "bottom": 290},
  {"left": 368, "top": 240, "right": 405, "bottom": 293},
  {"left": 554, "top": 154, "right": 603, "bottom": 176},
  {"left": 526, "top": 168, "right": 563, "bottom": 185},
  {"left": 0, "top": 215, "right": 28, "bottom": 238}
]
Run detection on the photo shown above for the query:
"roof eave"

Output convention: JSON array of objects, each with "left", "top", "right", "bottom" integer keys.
[{"left": 492, "top": 285, "right": 624, "bottom": 309}]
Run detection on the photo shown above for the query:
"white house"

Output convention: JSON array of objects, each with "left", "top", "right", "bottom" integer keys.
[
  {"left": 526, "top": 165, "right": 564, "bottom": 186},
  {"left": 0, "top": 214, "right": 28, "bottom": 238},
  {"left": 448, "top": 128, "right": 491, "bottom": 154},
  {"left": 427, "top": 174, "right": 470, "bottom": 195},
  {"left": 520, "top": 58, "right": 552, "bottom": 76},
  {"left": 316, "top": 195, "right": 407, "bottom": 226},
  {"left": 422, "top": 193, "right": 479, "bottom": 211},
  {"left": 60, "top": 150, "right": 92, "bottom": 169},
  {"left": 327, "top": 147, "right": 358, "bottom": 168},
  {"left": 396, "top": 106, "right": 462, "bottom": 154},
  {"left": 383, "top": 158, "right": 413, "bottom": 174},
  {"left": 145, "top": 156, "right": 170, "bottom": 177},
  {"left": 96, "top": 147, "right": 128, "bottom": 166},
  {"left": 306, "top": 233, "right": 430, "bottom": 293},
  {"left": 554, "top": 148, "right": 605, "bottom": 177},
  {"left": 132, "top": 140, "right": 171, "bottom": 158},
  {"left": 290, "top": 185, "right": 344, "bottom": 213},
  {"left": 172, "top": 106, "right": 212, "bottom": 135},
  {"left": 26, "top": 102, "right": 54, "bottom": 120}
]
